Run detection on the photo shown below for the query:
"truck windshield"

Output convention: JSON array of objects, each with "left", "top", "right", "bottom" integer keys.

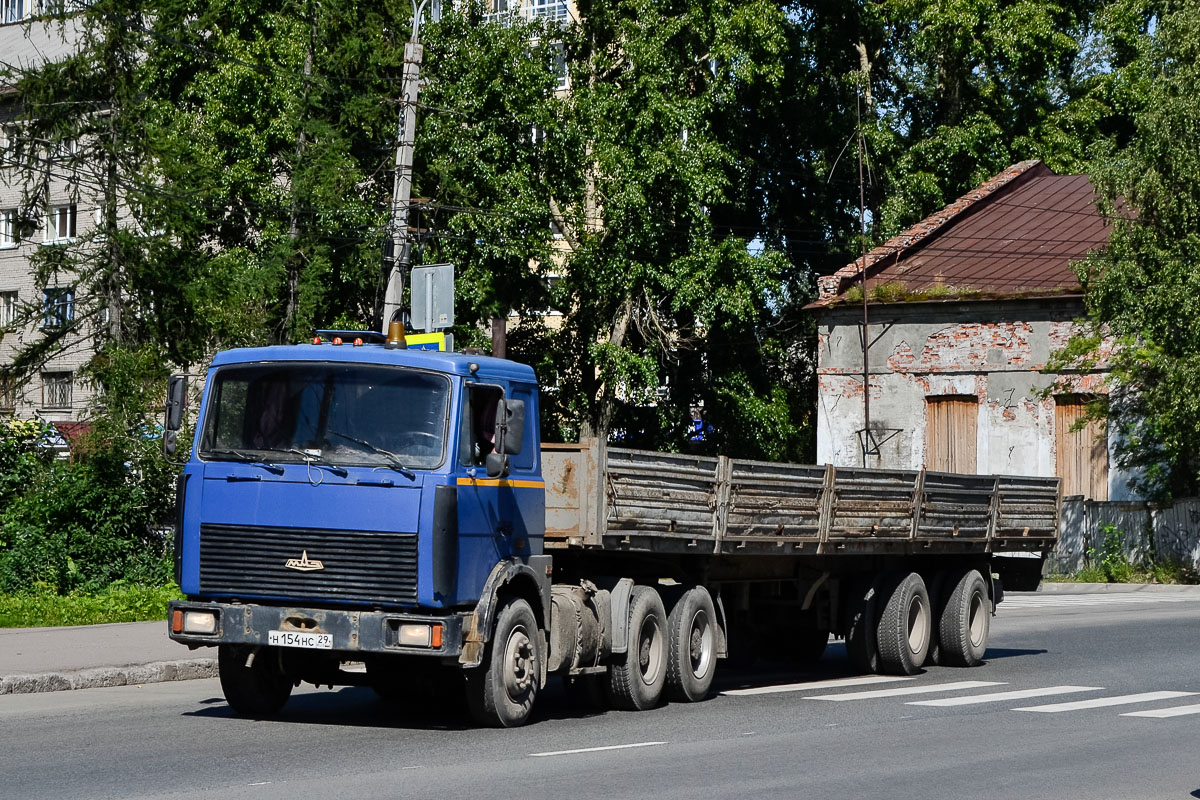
[{"left": 199, "top": 363, "right": 450, "bottom": 470}]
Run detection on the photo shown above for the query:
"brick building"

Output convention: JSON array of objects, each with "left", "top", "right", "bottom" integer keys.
[{"left": 810, "top": 160, "right": 1130, "bottom": 501}]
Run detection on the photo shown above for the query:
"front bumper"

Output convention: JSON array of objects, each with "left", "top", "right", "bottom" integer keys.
[{"left": 168, "top": 600, "right": 467, "bottom": 660}]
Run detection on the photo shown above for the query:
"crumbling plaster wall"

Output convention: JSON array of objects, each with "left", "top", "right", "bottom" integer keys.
[{"left": 815, "top": 299, "right": 1136, "bottom": 500}]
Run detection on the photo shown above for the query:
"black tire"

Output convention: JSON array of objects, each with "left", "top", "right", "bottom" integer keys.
[
  {"left": 875, "top": 571, "right": 932, "bottom": 676},
  {"left": 465, "top": 597, "right": 542, "bottom": 727},
  {"left": 608, "top": 585, "right": 668, "bottom": 711},
  {"left": 937, "top": 568, "right": 990, "bottom": 667},
  {"left": 218, "top": 644, "right": 293, "bottom": 717},
  {"left": 666, "top": 586, "right": 718, "bottom": 703},
  {"left": 844, "top": 574, "right": 881, "bottom": 674}
]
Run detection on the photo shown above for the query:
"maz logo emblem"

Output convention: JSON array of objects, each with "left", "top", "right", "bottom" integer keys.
[{"left": 284, "top": 550, "right": 325, "bottom": 571}]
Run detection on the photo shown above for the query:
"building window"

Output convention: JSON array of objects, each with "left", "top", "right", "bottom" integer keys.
[
  {"left": 42, "top": 287, "right": 74, "bottom": 329},
  {"left": 42, "top": 372, "right": 72, "bottom": 409},
  {"left": 45, "top": 204, "right": 77, "bottom": 243},
  {"left": 0, "top": 209, "right": 15, "bottom": 247},
  {"left": 0, "top": 291, "right": 16, "bottom": 328},
  {"left": 1, "top": 0, "right": 24, "bottom": 24},
  {"left": 529, "top": 0, "right": 569, "bottom": 21},
  {"left": 925, "top": 395, "right": 978, "bottom": 473},
  {"left": 1055, "top": 394, "right": 1108, "bottom": 500}
]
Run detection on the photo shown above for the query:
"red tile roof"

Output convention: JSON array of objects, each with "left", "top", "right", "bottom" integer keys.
[{"left": 812, "top": 161, "right": 1110, "bottom": 306}]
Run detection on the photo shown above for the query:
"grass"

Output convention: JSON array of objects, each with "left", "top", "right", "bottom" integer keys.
[
  {"left": 1044, "top": 561, "right": 1200, "bottom": 585},
  {"left": 0, "top": 583, "right": 183, "bottom": 628}
]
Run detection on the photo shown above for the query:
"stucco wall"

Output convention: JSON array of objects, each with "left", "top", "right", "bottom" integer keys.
[{"left": 815, "top": 298, "right": 1138, "bottom": 501}]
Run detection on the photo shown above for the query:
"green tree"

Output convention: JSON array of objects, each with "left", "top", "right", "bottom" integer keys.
[{"left": 1071, "top": 1, "right": 1200, "bottom": 499}]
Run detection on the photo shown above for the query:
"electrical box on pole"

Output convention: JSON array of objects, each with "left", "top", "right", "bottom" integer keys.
[{"left": 410, "top": 263, "right": 454, "bottom": 332}]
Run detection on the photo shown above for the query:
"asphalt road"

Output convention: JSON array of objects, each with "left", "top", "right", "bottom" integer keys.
[{"left": 3, "top": 593, "right": 1200, "bottom": 800}]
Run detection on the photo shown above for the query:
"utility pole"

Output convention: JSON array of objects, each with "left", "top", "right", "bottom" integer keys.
[{"left": 381, "top": 0, "right": 428, "bottom": 334}]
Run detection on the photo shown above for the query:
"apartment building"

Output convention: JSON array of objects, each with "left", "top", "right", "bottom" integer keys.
[{"left": 1, "top": 14, "right": 94, "bottom": 425}]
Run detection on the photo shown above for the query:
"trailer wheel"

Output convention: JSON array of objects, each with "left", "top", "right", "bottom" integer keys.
[
  {"left": 937, "top": 568, "right": 990, "bottom": 667},
  {"left": 666, "top": 586, "right": 717, "bottom": 703},
  {"left": 845, "top": 574, "right": 881, "bottom": 674},
  {"left": 466, "top": 597, "right": 541, "bottom": 727},
  {"left": 218, "top": 645, "right": 293, "bottom": 717},
  {"left": 608, "top": 585, "right": 668, "bottom": 711},
  {"left": 876, "top": 572, "right": 932, "bottom": 675}
]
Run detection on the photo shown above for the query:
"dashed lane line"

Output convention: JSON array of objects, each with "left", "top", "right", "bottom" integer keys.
[
  {"left": 530, "top": 742, "right": 667, "bottom": 758},
  {"left": 805, "top": 680, "right": 1005, "bottom": 701},
  {"left": 1013, "top": 691, "right": 1199, "bottom": 713},
  {"left": 906, "top": 685, "right": 1103, "bottom": 707},
  {"left": 1122, "top": 704, "right": 1200, "bottom": 719},
  {"left": 721, "top": 674, "right": 913, "bottom": 697}
]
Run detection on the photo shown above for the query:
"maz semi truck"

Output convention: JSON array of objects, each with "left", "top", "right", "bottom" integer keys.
[{"left": 166, "top": 329, "right": 1059, "bottom": 726}]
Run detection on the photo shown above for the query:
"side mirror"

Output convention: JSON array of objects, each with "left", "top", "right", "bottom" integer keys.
[
  {"left": 163, "top": 374, "right": 187, "bottom": 458},
  {"left": 165, "top": 374, "right": 187, "bottom": 431},
  {"left": 495, "top": 398, "right": 525, "bottom": 456},
  {"left": 485, "top": 451, "right": 509, "bottom": 478}
]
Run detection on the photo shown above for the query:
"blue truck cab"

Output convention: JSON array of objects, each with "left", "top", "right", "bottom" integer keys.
[{"left": 168, "top": 338, "right": 554, "bottom": 720}]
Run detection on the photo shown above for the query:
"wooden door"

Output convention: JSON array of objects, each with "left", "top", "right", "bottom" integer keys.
[
  {"left": 1055, "top": 396, "right": 1108, "bottom": 499},
  {"left": 926, "top": 396, "right": 978, "bottom": 473}
]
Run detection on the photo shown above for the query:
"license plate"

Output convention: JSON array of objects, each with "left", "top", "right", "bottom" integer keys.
[{"left": 268, "top": 630, "right": 333, "bottom": 650}]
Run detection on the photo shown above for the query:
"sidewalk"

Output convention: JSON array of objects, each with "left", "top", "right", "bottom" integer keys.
[
  {"left": 0, "top": 619, "right": 215, "bottom": 695},
  {"left": 3, "top": 583, "right": 1200, "bottom": 696}
]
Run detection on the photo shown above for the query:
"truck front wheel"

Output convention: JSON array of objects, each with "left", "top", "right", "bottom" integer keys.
[
  {"left": 608, "top": 585, "right": 668, "bottom": 711},
  {"left": 666, "top": 586, "right": 717, "bottom": 703},
  {"left": 466, "top": 597, "right": 542, "bottom": 727},
  {"left": 218, "top": 645, "right": 293, "bottom": 717}
]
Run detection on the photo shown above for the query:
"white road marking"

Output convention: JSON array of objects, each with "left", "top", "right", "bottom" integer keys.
[
  {"left": 806, "top": 680, "right": 1005, "bottom": 701},
  {"left": 1014, "top": 691, "right": 1199, "bottom": 713},
  {"left": 530, "top": 741, "right": 667, "bottom": 758},
  {"left": 1122, "top": 704, "right": 1200, "bottom": 719},
  {"left": 1002, "top": 594, "right": 1200, "bottom": 610},
  {"left": 907, "top": 685, "right": 1103, "bottom": 707},
  {"left": 722, "top": 675, "right": 912, "bottom": 697}
]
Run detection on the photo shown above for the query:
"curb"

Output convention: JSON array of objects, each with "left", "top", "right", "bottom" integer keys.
[
  {"left": 1036, "top": 582, "right": 1200, "bottom": 595},
  {"left": 0, "top": 658, "right": 216, "bottom": 695}
]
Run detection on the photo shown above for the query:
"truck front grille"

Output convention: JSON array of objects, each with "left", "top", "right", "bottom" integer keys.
[{"left": 199, "top": 524, "right": 418, "bottom": 605}]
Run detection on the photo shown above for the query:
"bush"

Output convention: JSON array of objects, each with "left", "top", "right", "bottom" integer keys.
[{"left": 0, "top": 582, "right": 183, "bottom": 627}]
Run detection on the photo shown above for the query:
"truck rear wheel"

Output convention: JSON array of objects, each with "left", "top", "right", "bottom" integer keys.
[
  {"left": 936, "top": 568, "right": 990, "bottom": 667},
  {"left": 218, "top": 645, "right": 293, "bottom": 717},
  {"left": 466, "top": 597, "right": 542, "bottom": 727},
  {"left": 666, "top": 586, "right": 717, "bottom": 703},
  {"left": 608, "top": 585, "right": 668, "bottom": 711},
  {"left": 876, "top": 572, "right": 932, "bottom": 675}
]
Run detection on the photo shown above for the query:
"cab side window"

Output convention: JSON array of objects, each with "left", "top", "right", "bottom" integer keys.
[{"left": 458, "top": 384, "right": 504, "bottom": 467}]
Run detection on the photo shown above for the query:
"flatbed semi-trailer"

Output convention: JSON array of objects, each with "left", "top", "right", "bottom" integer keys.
[{"left": 166, "top": 337, "right": 1059, "bottom": 726}]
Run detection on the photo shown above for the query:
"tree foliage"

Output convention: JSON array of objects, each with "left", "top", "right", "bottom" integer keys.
[{"left": 1072, "top": 0, "right": 1200, "bottom": 499}]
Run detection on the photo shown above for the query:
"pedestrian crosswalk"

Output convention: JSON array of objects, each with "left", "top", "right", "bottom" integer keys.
[
  {"left": 1001, "top": 593, "right": 1200, "bottom": 610},
  {"left": 723, "top": 677, "right": 1200, "bottom": 720}
]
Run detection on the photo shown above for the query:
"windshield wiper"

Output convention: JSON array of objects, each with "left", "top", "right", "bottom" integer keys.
[
  {"left": 206, "top": 449, "right": 285, "bottom": 475},
  {"left": 328, "top": 430, "right": 416, "bottom": 480},
  {"left": 281, "top": 448, "right": 349, "bottom": 477}
]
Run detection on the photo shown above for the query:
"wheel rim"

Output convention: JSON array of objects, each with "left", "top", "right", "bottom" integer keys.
[
  {"left": 501, "top": 624, "right": 535, "bottom": 702},
  {"left": 687, "top": 609, "right": 714, "bottom": 679},
  {"left": 967, "top": 589, "right": 987, "bottom": 647},
  {"left": 637, "top": 613, "right": 664, "bottom": 686},
  {"left": 906, "top": 593, "right": 929, "bottom": 655}
]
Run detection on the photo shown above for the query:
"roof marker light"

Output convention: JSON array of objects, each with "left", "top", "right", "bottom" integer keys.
[
  {"left": 312, "top": 337, "right": 321, "bottom": 345},
  {"left": 333, "top": 337, "right": 343, "bottom": 346},
  {"left": 353, "top": 337, "right": 363, "bottom": 347}
]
